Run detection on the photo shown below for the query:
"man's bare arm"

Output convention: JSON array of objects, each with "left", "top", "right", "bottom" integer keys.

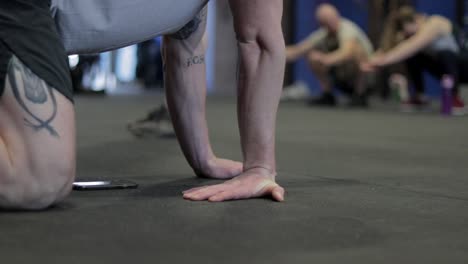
[
  {"left": 184, "top": 0, "right": 286, "bottom": 202},
  {"left": 286, "top": 29, "right": 325, "bottom": 62},
  {"left": 366, "top": 17, "right": 448, "bottom": 69},
  {"left": 321, "top": 39, "right": 359, "bottom": 66},
  {"left": 286, "top": 42, "right": 312, "bottom": 62},
  {"left": 163, "top": 7, "right": 242, "bottom": 179},
  {"left": 381, "top": 18, "right": 443, "bottom": 65}
]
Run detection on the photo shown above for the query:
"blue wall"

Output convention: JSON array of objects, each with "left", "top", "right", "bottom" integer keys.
[
  {"left": 293, "top": 0, "right": 320, "bottom": 95},
  {"left": 293, "top": 0, "right": 457, "bottom": 97}
]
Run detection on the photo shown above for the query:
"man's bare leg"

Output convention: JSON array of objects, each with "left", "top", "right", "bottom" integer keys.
[
  {"left": 0, "top": 55, "right": 75, "bottom": 210},
  {"left": 353, "top": 67, "right": 367, "bottom": 96},
  {"left": 354, "top": 50, "right": 370, "bottom": 98},
  {"left": 163, "top": 7, "right": 243, "bottom": 179},
  {"left": 307, "top": 52, "right": 333, "bottom": 93},
  {"left": 183, "top": 0, "right": 286, "bottom": 202}
]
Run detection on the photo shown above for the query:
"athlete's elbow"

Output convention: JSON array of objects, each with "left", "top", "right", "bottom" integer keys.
[{"left": 236, "top": 30, "right": 285, "bottom": 61}]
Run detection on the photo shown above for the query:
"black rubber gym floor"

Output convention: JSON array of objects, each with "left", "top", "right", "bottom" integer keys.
[{"left": 1, "top": 95, "right": 467, "bottom": 263}]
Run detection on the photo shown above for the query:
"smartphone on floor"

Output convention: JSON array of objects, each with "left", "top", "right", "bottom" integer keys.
[{"left": 73, "top": 180, "right": 138, "bottom": 191}]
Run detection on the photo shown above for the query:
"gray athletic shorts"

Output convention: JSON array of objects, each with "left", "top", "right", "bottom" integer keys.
[{"left": 51, "top": 0, "right": 208, "bottom": 54}]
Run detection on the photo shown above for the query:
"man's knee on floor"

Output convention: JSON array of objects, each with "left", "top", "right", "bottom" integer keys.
[{"left": 0, "top": 160, "right": 75, "bottom": 210}]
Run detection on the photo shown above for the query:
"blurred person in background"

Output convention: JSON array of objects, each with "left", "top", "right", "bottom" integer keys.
[
  {"left": 136, "top": 39, "right": 164, "bottom": 89},
  {"left": 128, "top": 38, "right": 174, "bottom": 138},
  {"left": 375, "top": 22, "right": 413, "bottom": 111},
  {"left": 364, "top": 6, "right": 468, "bottom": 115},
  {"left": 285, "top": 3, "right": 374, "bottom": 107},
  {"left": 70, "top": 55, "right": 103, "bottom": 95},
  {"left": 127, "top": 100, "right": 174, "bottom": 138}
]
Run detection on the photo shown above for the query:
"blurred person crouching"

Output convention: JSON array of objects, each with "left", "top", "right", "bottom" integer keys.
[{"left": 285, "top": 3, "right": 374, "bottom": 108}]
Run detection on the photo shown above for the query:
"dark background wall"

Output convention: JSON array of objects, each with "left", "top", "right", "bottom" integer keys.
[{"left": 292, "top": 0, "right": 458, "bottom": 97}]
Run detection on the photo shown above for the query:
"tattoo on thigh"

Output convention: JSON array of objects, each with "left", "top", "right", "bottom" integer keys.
[
  {"left": 186, "top": 55, "right": 205, "bottom": 67},
  {"left": 170, "top": 7, "right": 207, "bottom": 40},
  {"left": 7, "top": 56, "right": 60, "bottom": 138}
]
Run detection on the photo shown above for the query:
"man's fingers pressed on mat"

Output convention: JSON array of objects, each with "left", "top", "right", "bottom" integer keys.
[
  {"left": 208, "top": 191, "right": 238, "bottom": 202},
  {"left": 183, "top": 184, "right": 226, "bottom": 200},
  {"left": 182, "top": 186, "right": 205, "bottom": 194},
  {"left": 271, "top": 186, "right": 285, "bottom": 202}
]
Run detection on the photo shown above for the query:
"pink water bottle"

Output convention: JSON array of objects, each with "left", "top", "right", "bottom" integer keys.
[{"left": 441, "top": 75, "right": 454, "bottom": 116}]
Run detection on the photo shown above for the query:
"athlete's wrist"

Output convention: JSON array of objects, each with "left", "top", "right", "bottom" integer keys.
[{"left": 243, "top": 164, "right": 277, "bottom": 180}]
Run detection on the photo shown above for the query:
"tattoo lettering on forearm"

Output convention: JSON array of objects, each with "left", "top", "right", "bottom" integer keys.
[
  {"left": 186, "top": 55, "right": 205, "bottom": 67},
  {"left": 170, "top": 7, "right": 207, "bottom": 40},
  {"left": 7, "top": 55, "right": 60, "bottom": 138}
]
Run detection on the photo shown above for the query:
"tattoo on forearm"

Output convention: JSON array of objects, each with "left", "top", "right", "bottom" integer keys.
[
  {"left": 170, "top": 7, "right": 207, "bottom": 40},
  {"left": 186, "top": 55, "right": 205, "bottom": 67},
  {"left": 7, "top": 56, "right": 60, "bottom": 138}
]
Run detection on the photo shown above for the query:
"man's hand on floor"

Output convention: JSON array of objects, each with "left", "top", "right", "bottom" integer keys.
[{"left": 184, "top": 168, "right": 285, "bottom": 202}]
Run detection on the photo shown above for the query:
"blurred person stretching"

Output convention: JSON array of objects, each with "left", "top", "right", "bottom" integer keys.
[{"left": 364, "top": 6, "right": 468, "bottom": 115}]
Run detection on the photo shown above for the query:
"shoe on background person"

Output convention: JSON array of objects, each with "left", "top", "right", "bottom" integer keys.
[
  {"left": 453, "top": 96, "right": 466, "bottom": 116},
  {"left": 400, "top": 97, "right": 430, "bottom": 113},
  {"left": 127, "top": 104, "right": 175, "bottom": 138},
  {"left": 308, "top": 92, "right": 337, "bottom": 107},
  {"left": 347, "top": 94, "right": 369, "bottom": 108},
  {"left": 281, "top": 81, "right": 311, "bottom": 101}
]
